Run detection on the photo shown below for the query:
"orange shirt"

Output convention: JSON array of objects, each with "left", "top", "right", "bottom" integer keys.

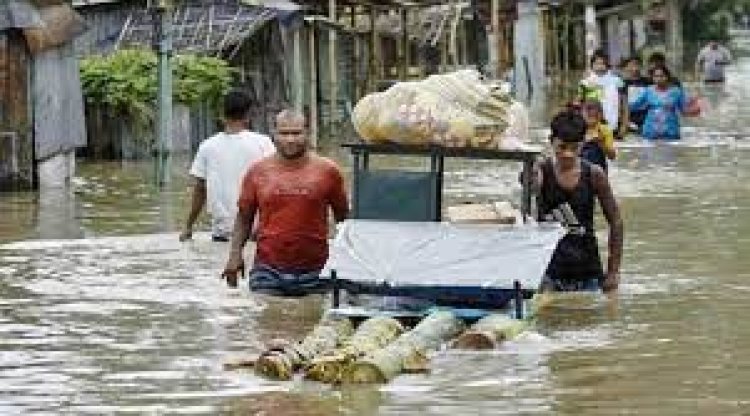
[{"left": 238, "top": 155, "right": 349, "bottom": 272}]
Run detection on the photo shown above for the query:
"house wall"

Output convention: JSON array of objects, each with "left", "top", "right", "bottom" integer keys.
[
  {"left": 231, "top": 21, "right": 289, "bottom": 134},
  {"left": 0, "top": 30, "right": 34, "bottom": 190},
  {"left": 32, "top": 42, "right": 87, "bottom": 162},
  {"left": 73, "top": 2, "right": 137, "bottom": 56}
]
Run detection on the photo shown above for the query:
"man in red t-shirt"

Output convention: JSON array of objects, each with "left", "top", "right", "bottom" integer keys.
[{"left": 221, "top": 110, "right": 349, "bottom": 295}]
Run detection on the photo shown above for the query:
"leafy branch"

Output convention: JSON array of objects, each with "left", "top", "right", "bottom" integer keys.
[{"left": 80, "top": 49, "right": 233, "bottom": 129}]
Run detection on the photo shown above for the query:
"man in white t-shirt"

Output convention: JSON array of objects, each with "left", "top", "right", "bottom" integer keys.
[
  {"left": 695, "top": 41, "right": 732, "bottom": 83},
  {"left": 180, "top": 90, "right": 275, "bottom": 242}
]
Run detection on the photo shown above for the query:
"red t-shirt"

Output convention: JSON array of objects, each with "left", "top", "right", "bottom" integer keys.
[{"left": 237, "top": 154, "right": 349, "bottom": 272}]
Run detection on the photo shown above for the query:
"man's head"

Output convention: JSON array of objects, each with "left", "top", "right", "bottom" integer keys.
[
  {"left": 590, "top": 50, "right": 609, "bottom": 75},
  {"left": 550, "top": 110, "right": 586, "bottom": 166},
  {"left": 622, "top": 56, "right": 642, "bottom": 78},
  {"left": 709, "top": 40, "right": 718, "bottom": 49},
  {"left": 223, "top": 89, "right": 252, "bottom": 123},
  {"left": 647, "top": 52, "right": 667, "bottom": 71},
  {"left": 274, "top": 109, "right": 308, "bottom": 160}
]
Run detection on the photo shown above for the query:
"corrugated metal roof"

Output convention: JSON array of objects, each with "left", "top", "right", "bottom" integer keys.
[{"left": 116, "top": 3, "right": 279, "bottom": 56}]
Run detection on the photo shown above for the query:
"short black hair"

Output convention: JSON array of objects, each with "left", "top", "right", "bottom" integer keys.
[
  {"left": 223, "top": 89, "right": 252, "bottom": 121},
  {"left": 650, "top": 64, "right": 673, "bottom": 80},
  {"left": 648, "top": 52, "right": 667, "bottom": 66},
  {"left": 622, "top": 56, "right": 642, "bottom": 67},
  {"left": 590, "top": 49, "right": 610, "bottom": 67},
  {"left": 550, "top": 110, "right": 586, "bottom": 143}
]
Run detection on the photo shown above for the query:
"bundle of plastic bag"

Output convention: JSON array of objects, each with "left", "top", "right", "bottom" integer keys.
[{"left": 352, "top": 70, "right": 525, "bottom": 149}]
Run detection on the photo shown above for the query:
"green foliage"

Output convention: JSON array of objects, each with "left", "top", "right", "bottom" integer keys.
[
  {"left": 80, "top": 49, "right": 233, "bottom": 128},
  {"left": 173, "top": 54, "right": 233, "bottom": 107},
  {"left": 80, "top": 49, "right": 157, "bottom": 127},
  {"left": 681, "top": 0, "right": 750, "bottom": 43}
]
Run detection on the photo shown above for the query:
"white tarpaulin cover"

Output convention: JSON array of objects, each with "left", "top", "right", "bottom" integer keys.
[{"left": 324, "top": 220, "right": 565, "bottom": 290}]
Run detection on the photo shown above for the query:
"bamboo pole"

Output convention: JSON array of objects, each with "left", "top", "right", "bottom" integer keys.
[{"left": 329, "top": 0, "right": 338, "bottom": 126}]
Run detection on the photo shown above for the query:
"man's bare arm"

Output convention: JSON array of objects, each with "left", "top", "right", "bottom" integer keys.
[
  {"left": 229, "top": 210, "right": 253, "bottom": 255},
  {"left": 592, "top": 166, "right": 624, "bottom": 290},
  {"left": 180, "top": 178, "right": 206, "bottom": 241},
  {"left": 329, "top": 167, "right": 350, "bottom": 223},
  {"left": 222, "top": 209, "right": 255, "bottom": 287}
]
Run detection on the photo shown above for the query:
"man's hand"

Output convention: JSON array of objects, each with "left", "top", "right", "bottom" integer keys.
[
  {"left": 602, "top": 271, "right": 620, "bottom": 293},
  {"left": 179, "top": 228, "right": 193, "bottom": 242},
  {"left": 222, "top": 251, "right": 245, "bottom": 288}
]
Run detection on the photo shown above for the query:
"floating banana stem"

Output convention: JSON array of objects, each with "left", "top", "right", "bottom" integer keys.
[{"left": 452, "top": 314, "right": 530, "bottom": 350}]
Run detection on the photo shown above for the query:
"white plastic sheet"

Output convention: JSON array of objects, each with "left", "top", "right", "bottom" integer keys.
[{"left": 324, "top": 220, "right": 565, "bottom": 290}]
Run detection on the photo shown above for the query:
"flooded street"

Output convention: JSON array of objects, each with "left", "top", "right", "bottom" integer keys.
[{"left": 2, "top": 59, "right": 750, "bottom": 415}]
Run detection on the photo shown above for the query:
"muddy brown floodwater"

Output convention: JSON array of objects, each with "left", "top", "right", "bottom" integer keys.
[{"left": 2, "top": 60, "right": 750, "bottom": 415}]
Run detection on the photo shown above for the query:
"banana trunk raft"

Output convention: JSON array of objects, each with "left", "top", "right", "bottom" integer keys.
[
  {"left": 255, "top": 314, "right": 355, "bottom": 380},
  {"left": 228, "top": 311, "right": 532, "bottom": 384},
  {"left": 451, "top": 314, "right": 530, "bottom": 349},
  {"left": 305, "top": 315, "right": 404, "bottom": 383},
  {"left": 343, "top": 310, "right": 465, "bottom": 383}
]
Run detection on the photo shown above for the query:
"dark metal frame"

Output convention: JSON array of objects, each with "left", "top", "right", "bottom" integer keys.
[
  {"left": 343, "top": 142, "right": 540, "bottom": 222},
  {"left": 329, "top": 270, "right": 527, "bottom": 319},
  {"left": 329, "top": 142, "right": 541, "bottom": 319}
]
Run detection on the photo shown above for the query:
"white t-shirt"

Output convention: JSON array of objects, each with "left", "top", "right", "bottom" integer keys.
[
  {"left": 696, "top": 45, "right": 731, "bottom": 81},
  {"left": 580, "top": 71, "right": 624, "bottom": 131},
  {"left": 189, "top": 130, "right": 275, "bottom": 237}
]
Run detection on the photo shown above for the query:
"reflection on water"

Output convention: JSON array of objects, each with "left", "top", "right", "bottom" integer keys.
[{"left": 2, "top": 60, "right": 750, "bottom": 414}]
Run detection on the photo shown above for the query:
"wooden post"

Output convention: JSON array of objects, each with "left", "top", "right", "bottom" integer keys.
[
  {"left": 400, "top": 7, "right": 408, "bottom": 80},
  {"left": 665, "top": 0, "right": 683, "bottom": 73},
  {"left": 351, "top": 6, "right": 360, "bottom": 100},
  {"left": 562, "top": 4, "right": 571, "bottom": 89},
  {"left": 460, "top": 16, "right": 468, "bottom": 66},
  {"left": 550, "top": 7, "right": 560, "bottom": 89},
  {"left": 440, "top": 31, "right": 448, "bottom": 73},
  {"left": 153, "top": 3, "right": 173, "bottom": 186},
  {"left": 584, "top": 2, "right": 597, "bottom": 66},
  {"left": 329, "top": 0, "right": 338, "bottom": 126},
  {"left": 293, "top": 28, "right": 303, "bottom": 111},
  {"left": 309, "top": 23, "right": 319, "bottom": 147},
  {"left": 488, "top": 0, "right": 499, "bottom": 78},
  {"left": 370, "top": 5, "right": 380, "bottom": 90}
]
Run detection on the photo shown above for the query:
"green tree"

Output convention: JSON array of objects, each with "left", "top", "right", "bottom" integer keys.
[{"left": 682, "top": 0, "right": 750, "bottom": 43}]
